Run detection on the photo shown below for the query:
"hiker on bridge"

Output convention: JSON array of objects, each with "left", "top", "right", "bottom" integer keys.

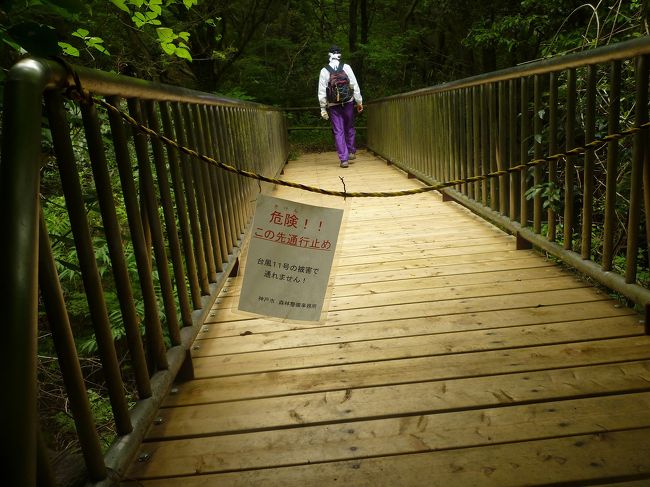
[{"left": 318, "top": 44, "right": 363, "bottom": 168}]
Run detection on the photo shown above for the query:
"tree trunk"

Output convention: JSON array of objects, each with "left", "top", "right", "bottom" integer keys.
[
  {"left": 401, "top": 0, "right": 419, "bottom": 32},
  {"left": 360, "top": 0, "right": 368, "bottom": 44},
  {"left": 349, "top": 0, "right": 358, "bottom": 54},
  {"left": 356, "top": 0, "right": 368, "bottom": 86}
]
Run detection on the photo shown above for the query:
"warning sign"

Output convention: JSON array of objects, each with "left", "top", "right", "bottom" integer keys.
[{"left": 238, "top": 194, "right": 344, "bottom": 321}]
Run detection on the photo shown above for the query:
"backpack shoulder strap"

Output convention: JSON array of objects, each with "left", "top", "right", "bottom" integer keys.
[{"left": 325, "top": 64, "right": 345, "bottom": 74}]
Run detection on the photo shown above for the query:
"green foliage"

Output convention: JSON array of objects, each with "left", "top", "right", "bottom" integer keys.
[
  {"left": 216, "top": 86, "right": 256, "bottom": 101},
  {"left": 156, "top": 27, "right": 192, "bottom": 61},
  {"left": 51, "top": 388, "right": 127, "bottom": 452},
  {"left": 525, "top": 181, "right": 562, "bottom": 211},
  {"left": 0, "top": 0, "right": 198, "bottom": 68},
  {"left": 465, "top": 12, "right": 545, "bottom": 52},
  {"left": 2, "top": 0, "right": 647, "bottom": 105},
  {"left": 58, "top": 41, "right": 80, "bottom": 56},
  {"left": 71, "top": 27, "right": 110, "bottom": 56},
  {"left": 37, "top": 101, "right": 176, "bottom": 358},
  {"left": 42, "top": 193, "right": 171, "bottom": 356}
]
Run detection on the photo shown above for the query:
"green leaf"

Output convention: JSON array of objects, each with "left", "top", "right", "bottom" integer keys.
[
  {"left": 72, "top": 28, "right": 89, "bottom": 38},
  {"left": 160, "top": 42, "right": 175, "bottom": 55},
  {"left": 58, "top": 41, "right": 80, "bottom": 57},
  {"left": 178, "top": 31, "right": 190, "bottom": 42},
  {"left": 0, "top": 32, "right": 24, "bottom": 52},
  {"left": 132, "top": 12, "right": 146, "bottom": 27},
  {"left": 86, "top": 37, "right": 110, "bottom": 55},
  {"left": 156, "top": 27, "right": 175, "bottom": 42},
  {"left": 174, "top": 46, "right": 192, "bottom": 61},
  {"left": 110, "top": 0, "right": 131, "bottom": 13},
  {"left": 183, "top": 0, "right": 197, "bottom": 9}
]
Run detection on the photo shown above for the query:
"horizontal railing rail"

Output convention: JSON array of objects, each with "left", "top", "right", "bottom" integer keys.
[
  {"left": 367, "top": 36, "right": 650, "bottom": 318},
  {"left": 283, "top": 105, "right": 367, "bottom": 132},
  {"left": 0, "top": 57, "right": 288, "bottom": 485}
]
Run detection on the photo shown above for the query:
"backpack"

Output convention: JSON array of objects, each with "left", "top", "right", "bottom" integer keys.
[{"left": 325, "top": 64, "right": 353, "bottom": 104}]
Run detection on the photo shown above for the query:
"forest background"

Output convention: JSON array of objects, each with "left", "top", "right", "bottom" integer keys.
[{"left": 2, "top": 0, "right": 649, "bottom": 114}]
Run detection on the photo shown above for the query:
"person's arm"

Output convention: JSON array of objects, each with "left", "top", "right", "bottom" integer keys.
[
  {"left": 344, "top": 65, "right": 363, "bottom": 112},
  {"left": 317, "top": 68, "right": 329, "bottom": 119}
]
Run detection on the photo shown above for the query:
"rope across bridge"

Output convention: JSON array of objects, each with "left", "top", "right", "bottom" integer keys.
[{"left": 61, "top": 64, "right": 649, "bottom": 199}]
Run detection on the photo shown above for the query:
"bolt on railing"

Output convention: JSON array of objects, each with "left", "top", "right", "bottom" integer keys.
[
  {"left": 367, "top": 37, "right": 650, "bottom": 317},
  {"left": 0, "top": 58, "right": 288, "bottom": 485}
]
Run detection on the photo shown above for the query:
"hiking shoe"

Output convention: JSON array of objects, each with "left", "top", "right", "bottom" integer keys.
[
  {"left": 340, "top": 160, "right": 349, "bottom": 168},
  {"left": 348, "top": 153, "right": 356, "bottom": 160}
]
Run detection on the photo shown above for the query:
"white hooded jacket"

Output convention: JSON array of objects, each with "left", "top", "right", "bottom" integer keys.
[{"left": 318, "top": 56, "right": 362, "bottom": 109}]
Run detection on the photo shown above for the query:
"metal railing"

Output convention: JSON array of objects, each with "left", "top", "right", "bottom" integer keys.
[
  {"left": 368, "top": 37, "right": 650, "bottom": 318},
  {"left": 0, "top": 58, "right": 288, "bottom": 485}
]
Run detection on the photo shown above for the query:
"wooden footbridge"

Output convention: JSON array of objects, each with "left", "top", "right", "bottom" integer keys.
[
  {"left": 2, "top": 38, "right": 650, "bottom": 486},
  {"left": 125, "top": 151, "right": 650, "bottom": 485}
]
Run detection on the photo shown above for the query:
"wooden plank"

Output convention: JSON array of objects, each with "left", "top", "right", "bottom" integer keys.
[
  {"left": 147, "top": 360, "right": 650, "bottom": 439},
  {"left": 335, "top": 250, "right": 545, "bottom": 275},
  {"left": 170, "top": 336, "right": 650, "bottom": 405},
  {"left": 340, "top": 222, "right": 501, "bottom": 241},
  {"left": 339, "top": 209, "right": 487, "bottom": 224},
  {"left": 339, "top": 221, "right": 499, "bottom": 238},
  {"left": 203, "top": 300, "right": 634, "bottom": 339},
  {"left": 214, "top": 259, "right": 559, "bottom": 301},
  {"left": 130, "top": 392, "right": 650, "bottom": 479},
  {"left": 197, "top": 311, "right": 642, "bottom": 358},
  {"left": 211, "top": 274, "right": 585, "bottom": 313},
  {"left": 323, "top": 288, "right": 610, "bottom": 326},
  {"left": 599, "top": 481, "right": 650, "bottom": 486},
  {"left": 331, "top": 256, "right": 556, "bottom": 286},
  {"left": 134, "top": 428, "right": 650, "bottom": 486},
  {"left": 207, "top": 286, "right": 610, "bottom": 325},
  {"left": 340, "top": 216, "right": 489, "bottom": 230},
  {"left": 191, "top": 317, "right": 645, "bottom": 377},
  {"left": 331, "top": 275, "right": 586, "bottom": 310},
  {"left": 337, "top": 243, "right": 517, "bottom": 266},
  {"left": 342, "top": 205, "right": 498, "bottom": 218},
  {"left": 330, "top": 266, "right": 567, "bottom": 297},
  {"left": 339, "top": 216, "right": 505, "bottom": 232},
  {"left": 335, "top": 236, "right": 516, "bottom": 259},
  {"left": 338, "top": 235, "right": 514, "bottom": 257}
]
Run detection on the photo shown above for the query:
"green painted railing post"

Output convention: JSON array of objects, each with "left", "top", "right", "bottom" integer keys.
[{"left": 0, "top": 58, "right": 54, "bottom": 486}]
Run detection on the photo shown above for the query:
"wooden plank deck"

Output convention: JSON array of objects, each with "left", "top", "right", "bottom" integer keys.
[{"left": 126, "top": 151, "right": 650, "bottom": 486}]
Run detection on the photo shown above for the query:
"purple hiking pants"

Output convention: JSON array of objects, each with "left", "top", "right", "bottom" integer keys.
[{"left": 328, "top": 102, "right": 356, "bottom": 162}]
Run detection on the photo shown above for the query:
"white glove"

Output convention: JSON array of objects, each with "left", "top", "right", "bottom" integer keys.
[{"left": 321, "top": 108, "right": 329, "bottom": 120}]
